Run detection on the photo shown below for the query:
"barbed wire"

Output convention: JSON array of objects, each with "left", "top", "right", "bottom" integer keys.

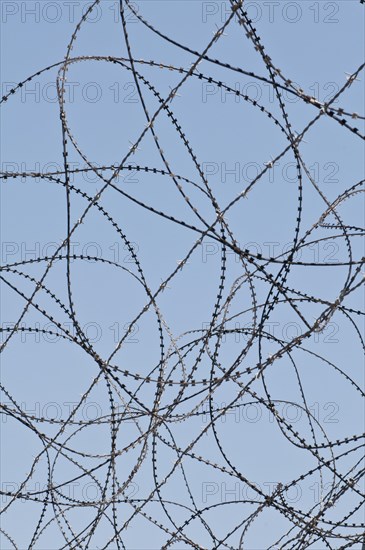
[{"left": 1, "top": 0, "right": 364, "bottom": 548}]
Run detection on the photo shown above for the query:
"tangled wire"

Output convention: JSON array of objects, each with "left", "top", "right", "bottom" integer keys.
[{"left": 1, "top": 0, "right": 364, "bottom": 548}]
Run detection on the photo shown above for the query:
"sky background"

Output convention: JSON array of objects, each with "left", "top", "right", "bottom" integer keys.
[{"left": 1, "top": 1, "right": 364, "bottom": 549}]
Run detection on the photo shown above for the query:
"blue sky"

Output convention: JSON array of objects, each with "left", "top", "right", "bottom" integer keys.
[{"left": 1, "top": 1, "right": 364, "bottom": 548}]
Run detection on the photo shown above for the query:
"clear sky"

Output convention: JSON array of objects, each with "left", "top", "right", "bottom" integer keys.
[{"left": 1, "top": 1, "right": 364, "bottom": 549}]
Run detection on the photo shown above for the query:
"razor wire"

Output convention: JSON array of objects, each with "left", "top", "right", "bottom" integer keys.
[{"left": 1, "top": 1, "right": 364, "bottom": 548}]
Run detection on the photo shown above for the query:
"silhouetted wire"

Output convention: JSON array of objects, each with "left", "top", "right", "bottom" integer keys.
[{"left": 1, "top": 0, "right": 364, "bottom": 548}]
